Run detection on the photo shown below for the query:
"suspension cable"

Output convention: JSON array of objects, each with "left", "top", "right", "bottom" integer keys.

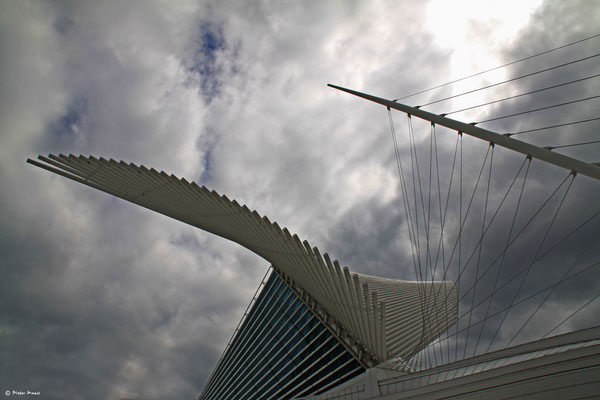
[
  {"left": 434, "top": 132, "right": 460, "bottom": 364},
  {"left": 431, "top": 155, "right": 530, "bottom": 358},
  {"left": 490, "top": 173, "right": 576, "bottom": 351},
  {"left": 545, "top": 140, "right": 600, "bottom": 150},
  {"left": 474, "top": 157, "right": 530, "bottom": 355},
  {"left": 543, "top": 289, "right": 600, "bottom": 338},
  {"left": 395, "top": 33, "right": 600, "bottom": 101},
  {"left": 460, "top": 145, "right": 494, "bottom": 359},
  {"left": 405, "top": 114, "right": 438, "bottom": 368},
  {"left": 457, "top": 133, "right": 464, "bottom": 362},
  {"left": 467, "top": 144, "right": 494, "bottom": 358},
  {"left": 449, "top": 170, "right": 573, "bottom": 354},
  {"left": 424, "top": 122, "right": 442, "bottom": 366},
  {"left": 388, "top": 110, "right": 431, "bottom": 368},
  {"left": 464, "top": 205, "right": 600, "bottom": 317},
  {"left": 419, "top": 54, "right": 600, "bottom": 108},
  {"left": 443, "top": 146, "right": 492, "bottom": 296},
  {"left": 506, "top": 117, "right": 600, "bottom": 136},
  {"left": 388, "top": 108, "right": 420, "bottom": 280},
  {"left": 476, "top": 95, "right": 600, "bottom": 124},
  {"left": 443, "top": 74, "right": 600, "bottom": 116},
  {"left": 507, "top": 228, "right": 600, "bottom": 347},
  {"left": 417, "top": 259, "right": 600, "bottom": 352}
]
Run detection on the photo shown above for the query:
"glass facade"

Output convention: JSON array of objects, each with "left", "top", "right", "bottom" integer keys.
[{"left": 199, "top": 269, "right": 365, "bottom": 400}]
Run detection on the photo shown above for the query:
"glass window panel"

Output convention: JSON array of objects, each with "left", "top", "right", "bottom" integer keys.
[{"left": 201, "top": 271, "right": 366, "bottom": 400}]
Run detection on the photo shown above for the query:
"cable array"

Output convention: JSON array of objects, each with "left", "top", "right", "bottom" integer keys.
[
  {"left": 386, "top": 109, "right": 600, "bottom": 371},
  {"left": 383, "top": 33, "right": 600, "bottom": 371},
  {"left": 505, "top": 117, "right": 600, "bottom": 136},
  {"left": 476, "top": 95, "right": 600, "bottom": 124},
  {"left": 443, "top": 74, "right": 600, "bottom": 116},
  {"left": 395, "top": 33, "right": 600, "bottom": 101},
  {"left": 398, "top": 32, "right": 600, "bottom": 156},
  {"left": 418, "top": 54, "right": 600, "bottom": 108}
]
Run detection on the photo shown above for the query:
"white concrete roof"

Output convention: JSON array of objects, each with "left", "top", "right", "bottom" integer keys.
[
  {"left": 29, "top": 154, "right": 458, "bottom": 363},
  {"left": 305, "top": 325, "right": 600, "bottom": 399}
]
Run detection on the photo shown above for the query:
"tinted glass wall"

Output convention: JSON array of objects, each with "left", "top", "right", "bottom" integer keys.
[{"left": 199, "top": 269, "right": 365, "bottom": 400}]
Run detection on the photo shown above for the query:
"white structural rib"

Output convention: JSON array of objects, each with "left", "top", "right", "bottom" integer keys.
[{"left": 28, "top": 154, "right": 458, "bottom": 364}]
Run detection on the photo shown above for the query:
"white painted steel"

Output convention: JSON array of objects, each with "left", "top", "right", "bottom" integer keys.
[
  {"left": 305, "top": 326, "right": 600, "bottom": 399},
  {"left": 28, "top": 154, "right": 458, "bottom": 363},
  {"left": 328, "top": 84, "right": 600, "bottom": 181}
]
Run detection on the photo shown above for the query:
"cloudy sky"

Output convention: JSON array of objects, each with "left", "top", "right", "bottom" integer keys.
[{"left": 1, "top": 0, "right": 599, "bottom": 399}]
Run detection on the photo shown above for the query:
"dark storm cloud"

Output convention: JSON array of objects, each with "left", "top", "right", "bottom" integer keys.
[
  {"left": 398, "top": 0, "right": 600, "bottom": 356},
  {"left": 439, "top": 0, "right": 600, "bottom": 158},
  {"left": 323, "top": 195, "right": 413, "bottom": 280},
  {"left": 0, "top": 180, "right": 253, "bottom": 398},
  {"left": 2, "top": 0, "right": 598, "bottom": 399},
  {"left": 317, "top": 0, "right": 600, "bottom": 361},
  {"left": 0, "top": 1, "right": 243, "bottom": 398}
]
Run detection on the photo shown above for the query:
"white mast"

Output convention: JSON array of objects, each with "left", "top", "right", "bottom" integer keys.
[{"left": 328, "top": 84, "right": 600, "bottom": 181}]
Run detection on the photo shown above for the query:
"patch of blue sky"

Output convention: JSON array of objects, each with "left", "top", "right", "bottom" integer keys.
[
  {"left": 196, "top": 126, "right": 219, "bottom": 185},
  {"left": 199, "top": 147, "right": 213, "bottom": 184},
  {"left": 186, "top": 21, "right": 226, "bottom": 103},
  {"left": 53, "top": 15, "right": 74, "bottom": 35},
  {"left": 51, "top": 2, "right": 74, "bottom": 36},
  {"left": 48, "top": 97, "right": 88, "bottom": 140}
]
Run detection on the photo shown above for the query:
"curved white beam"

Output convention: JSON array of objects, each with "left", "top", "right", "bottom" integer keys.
[{"left": 28, "top": 154, "right": 458, "bottom": 363}]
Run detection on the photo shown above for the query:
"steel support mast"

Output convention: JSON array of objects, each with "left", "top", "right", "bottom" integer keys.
[{"left": 328, "top": 84, "right": 600, "bottom": 181}]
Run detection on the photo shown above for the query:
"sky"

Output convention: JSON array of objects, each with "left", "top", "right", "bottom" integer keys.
[{"left": 1, "top": 0, "right": 599, "bottom": 399}]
